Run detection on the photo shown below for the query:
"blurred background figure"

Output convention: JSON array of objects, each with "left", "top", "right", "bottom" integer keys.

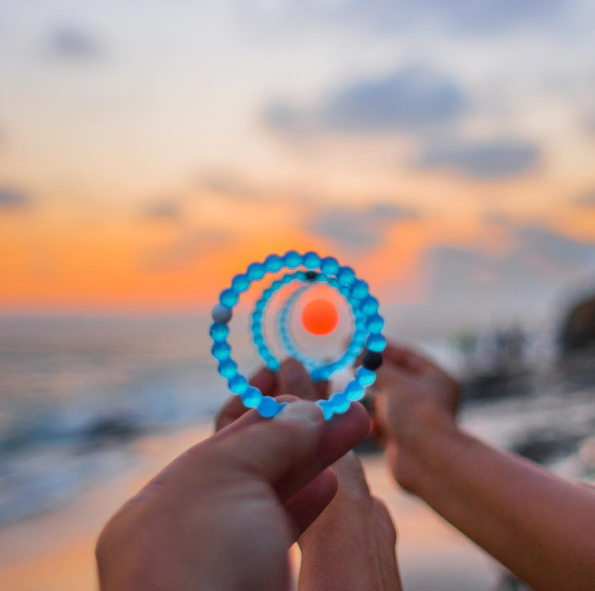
[{"left": 1, "top": 0, "right": 595, "bottom": 590}]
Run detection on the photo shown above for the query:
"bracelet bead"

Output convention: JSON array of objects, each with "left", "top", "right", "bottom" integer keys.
[
  {"left": 284, "top": 250, "right": 302, "bottom": 268},
  {"left": 212, "top": 303, "right": 232, "bottom": 324},
  {"left": 209, "top": 251, "right": 386, "bottom": 420},
  {"left": 362, "top": 350, "right": 383, "bottom": 371}
]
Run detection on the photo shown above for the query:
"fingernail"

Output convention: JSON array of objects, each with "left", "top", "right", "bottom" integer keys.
[{"left": 274, "top": 401, "right": 323, "bottom": 426}]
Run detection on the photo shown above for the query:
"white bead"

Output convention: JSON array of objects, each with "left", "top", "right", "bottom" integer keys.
[{"left": 212, "top": 303, "right": 232, "bottom": 324}]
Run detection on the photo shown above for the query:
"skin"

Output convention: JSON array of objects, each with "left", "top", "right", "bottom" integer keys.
[
  {"left": 97, "top": 340, "right": 595, "bottom": 591},
  {"left": 297, "top": 452, "right": 401, "bottom": 591},
  {"left": 373, "top": 342, "right": 595, "bottom": 591},
  {"left": 216, "top": 359, "right": 402, "bottom": 591},
  {"left": 96, "top": 371, "right": 372, "bottom": 591}
]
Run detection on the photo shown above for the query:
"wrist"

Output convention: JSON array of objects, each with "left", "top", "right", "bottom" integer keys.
[
  {"left": 300, "top": 493, "right": 377, "bottom": 547},
  {"left": 299, "top": 498, "right": 398, "bottom": 591},
  {"left": 390, "top": 404, "right": 466, "bottom": 495},
  {"left": 402, "top": 403, "right": 458, "bottom": 449}
]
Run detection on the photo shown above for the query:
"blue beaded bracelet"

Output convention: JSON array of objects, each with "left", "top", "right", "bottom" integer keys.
[
  {"left": 270, "top": 272, "right": 367, "bottom": 380},
  {"left": 209, "top": 251, "right": 386, "bottom": 420}
]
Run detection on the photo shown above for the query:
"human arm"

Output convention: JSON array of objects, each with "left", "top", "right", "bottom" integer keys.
[{"left": 374, "top": 343, "right": 595, "bottom": 591}]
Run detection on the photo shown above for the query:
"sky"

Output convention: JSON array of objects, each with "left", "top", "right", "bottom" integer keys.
[{"left": 1, "top": 0, "right": 595, "bottom": 336}]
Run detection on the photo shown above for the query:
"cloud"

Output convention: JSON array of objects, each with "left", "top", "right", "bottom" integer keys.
[
  {"left": 305, "top": 202, "right": 419, "bottom": 251},
  {"left": 45, "top": 26, "right": 103, "bottom": 60},
  {"left": 241, "top": 0, "right": 567, "bottom": 38},
  {"left": 322, "top": 0, "right": 565, "bottom": 34},
  {"left": 574, "top": 190, "right": 595, "bottom": 207},
  {"left": 417, "top": 138, "right": 541, "bottom": 179},
  {"left": 0, "top": 188, "right": 32, "bottom": 210},
  {"left": 199, "top": 171, "right": 259, "bottom": 200},
  {"left": 321, "top": 67, "right": 466, "bottom": 132},
  {"left": 484, "top": 211, "right": 514, "bottom": 226},
  {"left": 264, "top": 65, "right": 467, "bottom": 136},
  {"left": 425, "top": 225, "right": 595, "bottom": 301},
  {"left": 262, "top": 102, "right": 307, "bottom": 137},
  {"left": 409, "top": 224, "right": 595, "bottom": 332},
  {"left": 141, "top": 200, "right": 182, "bottom": 221},
  {"left": 142, "top": 229, "right": 234, "bottom": 272},
  {"left": 514, "top": 226, "right": 595, "bottom": 267},
  {"left": 198, "top": 170, "right": 318, "bottom": 205}
]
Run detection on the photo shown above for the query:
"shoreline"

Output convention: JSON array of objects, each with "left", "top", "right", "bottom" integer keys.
[{"left": 0, "top": 425, "right": 212, "bottom": 591}]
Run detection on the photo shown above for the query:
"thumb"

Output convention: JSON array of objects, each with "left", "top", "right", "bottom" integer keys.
[
  {"left": 215, "top": 401, "right": 325, "bottom": 498},
  {"left": 145, "top": 399, "right": 369, "bottom": 505},
  {"left": 279, "top": 358, "right": 318, "bottom": 401}
]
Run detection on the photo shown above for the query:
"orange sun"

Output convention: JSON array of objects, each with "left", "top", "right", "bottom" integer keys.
[{"left": 301, "top": 298, "right": 339, "bottom": 336}]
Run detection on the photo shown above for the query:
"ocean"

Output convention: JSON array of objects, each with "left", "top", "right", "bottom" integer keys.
[{"left": 0, "top": 315, "right": 230, "bottom": 525}]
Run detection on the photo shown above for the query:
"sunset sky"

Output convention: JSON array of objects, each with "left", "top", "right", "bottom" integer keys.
[{"left": 1, "top": 0, "right": 595, "bottom": 336}]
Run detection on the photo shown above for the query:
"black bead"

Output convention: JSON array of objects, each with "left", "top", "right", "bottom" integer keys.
[
  {"left": 305, "top": 270, "right": 318, "bottom": 281},
  {"left": 362, "top": 350, "right": 383, "bottom": 371}
]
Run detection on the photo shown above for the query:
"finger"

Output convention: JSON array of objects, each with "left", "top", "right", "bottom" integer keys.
[
  {"left": 315, "top": 401, "right": 370, "bottom": 471},
  {"left": 217, "top": 396, "right": 370, "bottom": 471},
  {"left": 383, "top": 343, "right": 432, "bottom": 373},
  {"left": 330, "top": 452, "right": 371, "bottom": 494},
  {"left": 279, "top": 358, "right": 318, "bottom": 401},
  {"left": 215, "top": 397, "right": 251, "bottom": 432},
  {"left": 273, "top": 400, "right": 371, "bottom": 502},
  {"left": 250, "top": 366, "right": 278, "bottom": 392},
  {"left": 284, "top": 468, "right": 338, "bottom": 538},
  {"left": 315, "top": 379, "right": 330, "bottom": 400},
  {"left": 218, "top": 399, "right": 370, "bottom": 503},
  {"left": 373, "top": 360, "right": 417, "bottom": 401},
  {"left": 213, "top": 394, "right": 299, "bottom": 440},
  {"left": 355, "top": 341, "right": 428, "bottom": 374},
  {"left": 369, "top": 393, "right": 390, "bottom": 446},
  {"left": 157, "top": 397, "right": 369, "bottom": 512},
  {"left": 370, "top": 416, "right": 388, "bottom": 447},
  {"left": 213, "top": 401, "right": 325, "bottom": 493},
  {"left": 215, "top": 367, "right": 278, "bottom": 431},
  {"left": 152, "top": 395, "right": 302, "bottom": 487},
  {"left": 213, "top": 407, "right": 273, "bottom": 439},
  {"left": 149, "top": 396, "right": 314, "bottom": 490}
]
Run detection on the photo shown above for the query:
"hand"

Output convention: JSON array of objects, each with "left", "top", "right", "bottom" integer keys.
[
  {"left": 370, "top": 346, "right": 595, "bottom": 591},
  {"left": 217, "top": 359, "right": 400, "bottom": 591},
  {"left": 298, "top": 452, "right": 401, "bottom": 591},
  {"left": 372, "top": 342, "right": 460, "bottom": 491},
  {"left": 96, "top": 382, "right": 370, "bottom": 591}
]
